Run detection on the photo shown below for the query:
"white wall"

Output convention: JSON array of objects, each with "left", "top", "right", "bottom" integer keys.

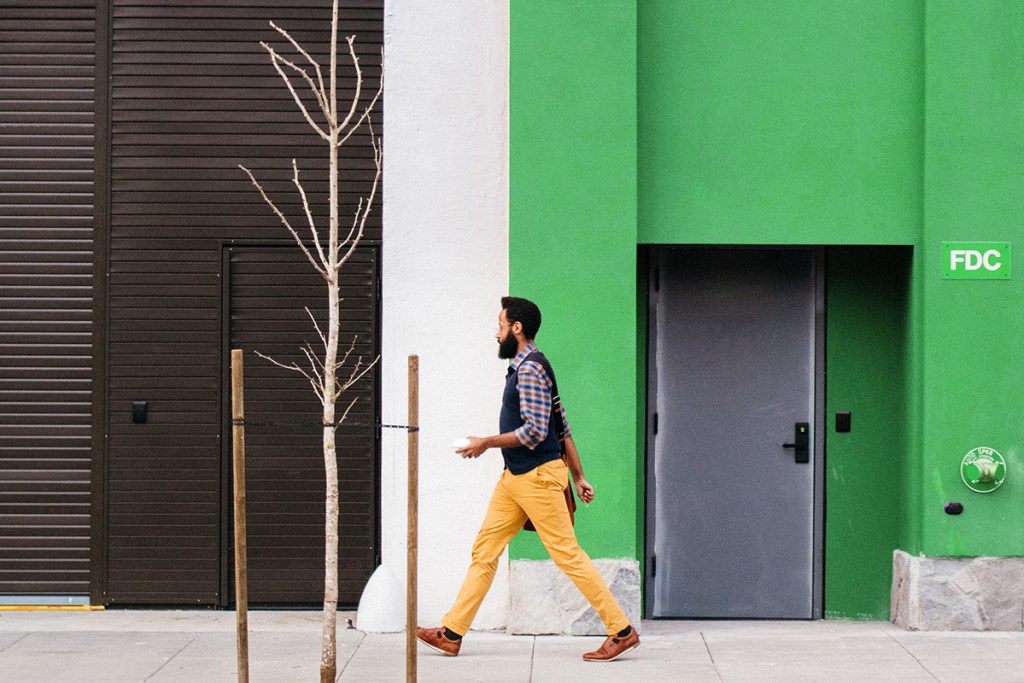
[{"left": 359, "top": 1, "right": 509, "bottom": 631}]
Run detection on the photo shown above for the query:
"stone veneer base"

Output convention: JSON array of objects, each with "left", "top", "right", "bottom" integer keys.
[
  {"left": 507, "top": 558, "right": 641, "bottom": 635},
  {"left": 892, "top": 549, "right": 1024, "bottom": 631}
]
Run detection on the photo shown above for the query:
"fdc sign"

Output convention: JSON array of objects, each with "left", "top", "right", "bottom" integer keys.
[{"left": 942, "top": 242, "right": 1012, "bottom": 280}]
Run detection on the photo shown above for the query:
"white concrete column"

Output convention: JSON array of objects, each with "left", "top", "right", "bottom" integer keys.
[{"left": 358, "top": 1, "right": 509, "bottom": 632}]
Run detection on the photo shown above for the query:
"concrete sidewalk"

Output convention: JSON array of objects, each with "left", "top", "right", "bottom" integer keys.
[{"left": 0, "top": 610, "right": 1021, "bottom": 682}]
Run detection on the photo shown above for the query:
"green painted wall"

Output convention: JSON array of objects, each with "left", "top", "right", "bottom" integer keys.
[
  {"left": 920, "top": 2, "right": 1024, "bottom": 556},
  {"left": 508, "top": 1, "right": 639, "bottom": 560},
  {"left": 509, "top": 0, "right": 1024, "bottom": 618},
  {"left": 825, "top": 247, "right": 911, "bottom": 620},
  {"left": 638, "top": 0, "right": 923, "bottom": 246}
]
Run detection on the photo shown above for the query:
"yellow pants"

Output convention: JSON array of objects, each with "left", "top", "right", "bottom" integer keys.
[{"left": 442, "top": 458, "right": 629, "bottom": 636}]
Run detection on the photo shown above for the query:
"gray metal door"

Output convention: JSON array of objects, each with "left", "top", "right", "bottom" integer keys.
[{"left": 647, "top": 248, "right": 823, "bottom": 618}]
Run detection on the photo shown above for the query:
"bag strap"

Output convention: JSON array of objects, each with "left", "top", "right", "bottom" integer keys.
[
  {"left": 520, "top": 350, "right": 576, "bottom": 535},
  {"left": 523, "top": 350, "right": 565, "bottom": 442}
]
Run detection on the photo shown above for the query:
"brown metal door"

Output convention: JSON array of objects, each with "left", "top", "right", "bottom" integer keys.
[{"left": 225, "top": 246, "right": 379, "bottom": 606}]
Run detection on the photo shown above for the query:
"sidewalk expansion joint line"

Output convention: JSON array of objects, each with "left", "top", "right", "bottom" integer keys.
[
  {"left": 700, "top": 632, "right": 724, "bottom": 682},
  {"left": 335, "top": 630, "right": 366, "bottom": 680},
  {"left": 886, "top": 632, "right": 940, "bottom": 682},
  {"left": 527, "top": 635, "right": 536, "bottom": 682},
  {"left": 144, "top": 634, "right": 198, "bottom": 682},
  {"left": 0, "top": 632, "right": 32, "bottom": 655}
]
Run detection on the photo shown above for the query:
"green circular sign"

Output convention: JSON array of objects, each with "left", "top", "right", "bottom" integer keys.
[{"left": 960, "top": 447, "right": 1006, "bottom": 493}]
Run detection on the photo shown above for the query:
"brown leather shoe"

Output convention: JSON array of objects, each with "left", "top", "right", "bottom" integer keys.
[
  {"left": 583, "top": 627, "right": 640, "bottom": 662},
  {"left": 416, "top": 626, "right": 461, "bottom": 657}
]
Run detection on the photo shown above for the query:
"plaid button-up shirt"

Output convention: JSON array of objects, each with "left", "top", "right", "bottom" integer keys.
[{"left": 509, "top": 343, "right": 572, "bottom": 448}]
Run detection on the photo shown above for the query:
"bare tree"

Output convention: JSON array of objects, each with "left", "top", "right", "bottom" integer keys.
[{"left": 238, "top": 2, "right": 381, "bottom": 680}]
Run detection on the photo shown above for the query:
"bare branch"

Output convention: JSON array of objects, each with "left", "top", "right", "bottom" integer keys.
[
  {"left": 336, "top": 396, "right": 359, "bottom": 425},
  {"left": 337, "top": 121, "right": 382, "bottom": 270},
  {"left": 261, "top": 41, "right": 330, "bottom": 139},
  {"left": 343, "top": 351, "right": 362, "bottom": 383},
  {"left": 336, "top": 336, "right": 358, "bottom": 369},
  {"left": 339, "top": 198, "right": 363, "bottom": 254},
  {"left": 329, "top": 0, "right": 339, "bottom": 123},
  {"left": 303, "top": 341, "right": 327, "bottom": 374},
  {"left": 292, "top": 160, "right": 329, "bottom": 271},
  {"left": 336, "top": 77, "right": 383, "bottom": 148},
  {"left": 269, "top": 21, "right": 327, "bottom": 113},
  {"left": 305, "top": 306, "right": 327, "bottom": 348},
  {"left": 239, "top": 164, "right": 329, "bottom": 281},
  {"left": 340, "top": 355, "right": 380, "bottom": 395},
  {"left": 254, "top": 350, "right": 325, "bottom": 403},
  {"left": 336, "top": 36, "right": 362, "bottom": 132},
  {"left": 337, "top": 46, "right": 383, "bottom": 148},
  {"left": 300, "top": 344, "right": 326, "bottom": 392}
]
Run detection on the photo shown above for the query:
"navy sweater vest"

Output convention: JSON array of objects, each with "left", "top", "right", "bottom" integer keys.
[{"left": 500, "top": 350, "right": 563, "bottom": 475}]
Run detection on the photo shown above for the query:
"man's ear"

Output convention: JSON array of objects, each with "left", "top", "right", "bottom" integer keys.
[{"left": 512, "top": 321, "right": 523, "bottom": 336}]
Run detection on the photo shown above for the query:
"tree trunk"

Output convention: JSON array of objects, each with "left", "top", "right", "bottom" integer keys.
[
  {"left": 320, "top": 0, "right": 342, "bottom": 661},
  {"left": 319, "top": 270, "right": 340, "bottom": 683},
  {"left": 320, "top": 3, "right": 341, "bottom": 667}
]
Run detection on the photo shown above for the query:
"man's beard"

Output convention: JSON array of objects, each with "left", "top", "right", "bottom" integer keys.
[{"left": 498, "top": 331, "right": 519, "bottom": 359}]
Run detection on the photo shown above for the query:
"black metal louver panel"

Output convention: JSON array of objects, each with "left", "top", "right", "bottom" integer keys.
[{"left": 0, "top": 2, "right": 96, "bottom": 597}]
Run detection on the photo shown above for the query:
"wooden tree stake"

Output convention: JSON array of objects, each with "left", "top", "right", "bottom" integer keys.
[
  {"left": 406, "top": 355, "right": 419, "bottom": 683},
  {"left": 231, "top": 349, "right": 250, "bottom": 683}
]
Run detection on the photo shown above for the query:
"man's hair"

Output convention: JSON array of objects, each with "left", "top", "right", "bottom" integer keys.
[{"left": 501, "top": 296, "right": 542, "bottom": 340}]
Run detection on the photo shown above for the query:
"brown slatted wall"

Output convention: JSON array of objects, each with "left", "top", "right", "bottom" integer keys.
[
  {"left": 0, "top": 3, "right": 96, "bottom": 597},
  {"left": 106, "top": 0, "right": 382, "bottom": 604},
  {"left": 228, "top": 247, "right": 378, "bottom": 605}
]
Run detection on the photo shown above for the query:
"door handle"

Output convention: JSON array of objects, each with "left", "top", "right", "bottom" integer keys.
[{"left": 781, "top": 422, "right": 810, "bottom": 463}]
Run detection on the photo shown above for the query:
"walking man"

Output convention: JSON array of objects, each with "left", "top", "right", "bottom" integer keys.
[{"left": 417, "top": 296, "right": 640, "bottom": 662}]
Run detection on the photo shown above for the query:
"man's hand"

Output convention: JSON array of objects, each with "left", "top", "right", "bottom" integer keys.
[
  {"left": 456, "top": 436, "right": 488, "bottom": 459},
  {"left": 455, "top": 431, "right": 523, "bottom": 459},
  {"left": 574, "top": 477, "right": 595, "bottom": 504}
]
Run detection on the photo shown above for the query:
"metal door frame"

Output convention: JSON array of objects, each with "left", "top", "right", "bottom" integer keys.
[{"left": 643, "top": 245, "right": 825, "bottom": 619}]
